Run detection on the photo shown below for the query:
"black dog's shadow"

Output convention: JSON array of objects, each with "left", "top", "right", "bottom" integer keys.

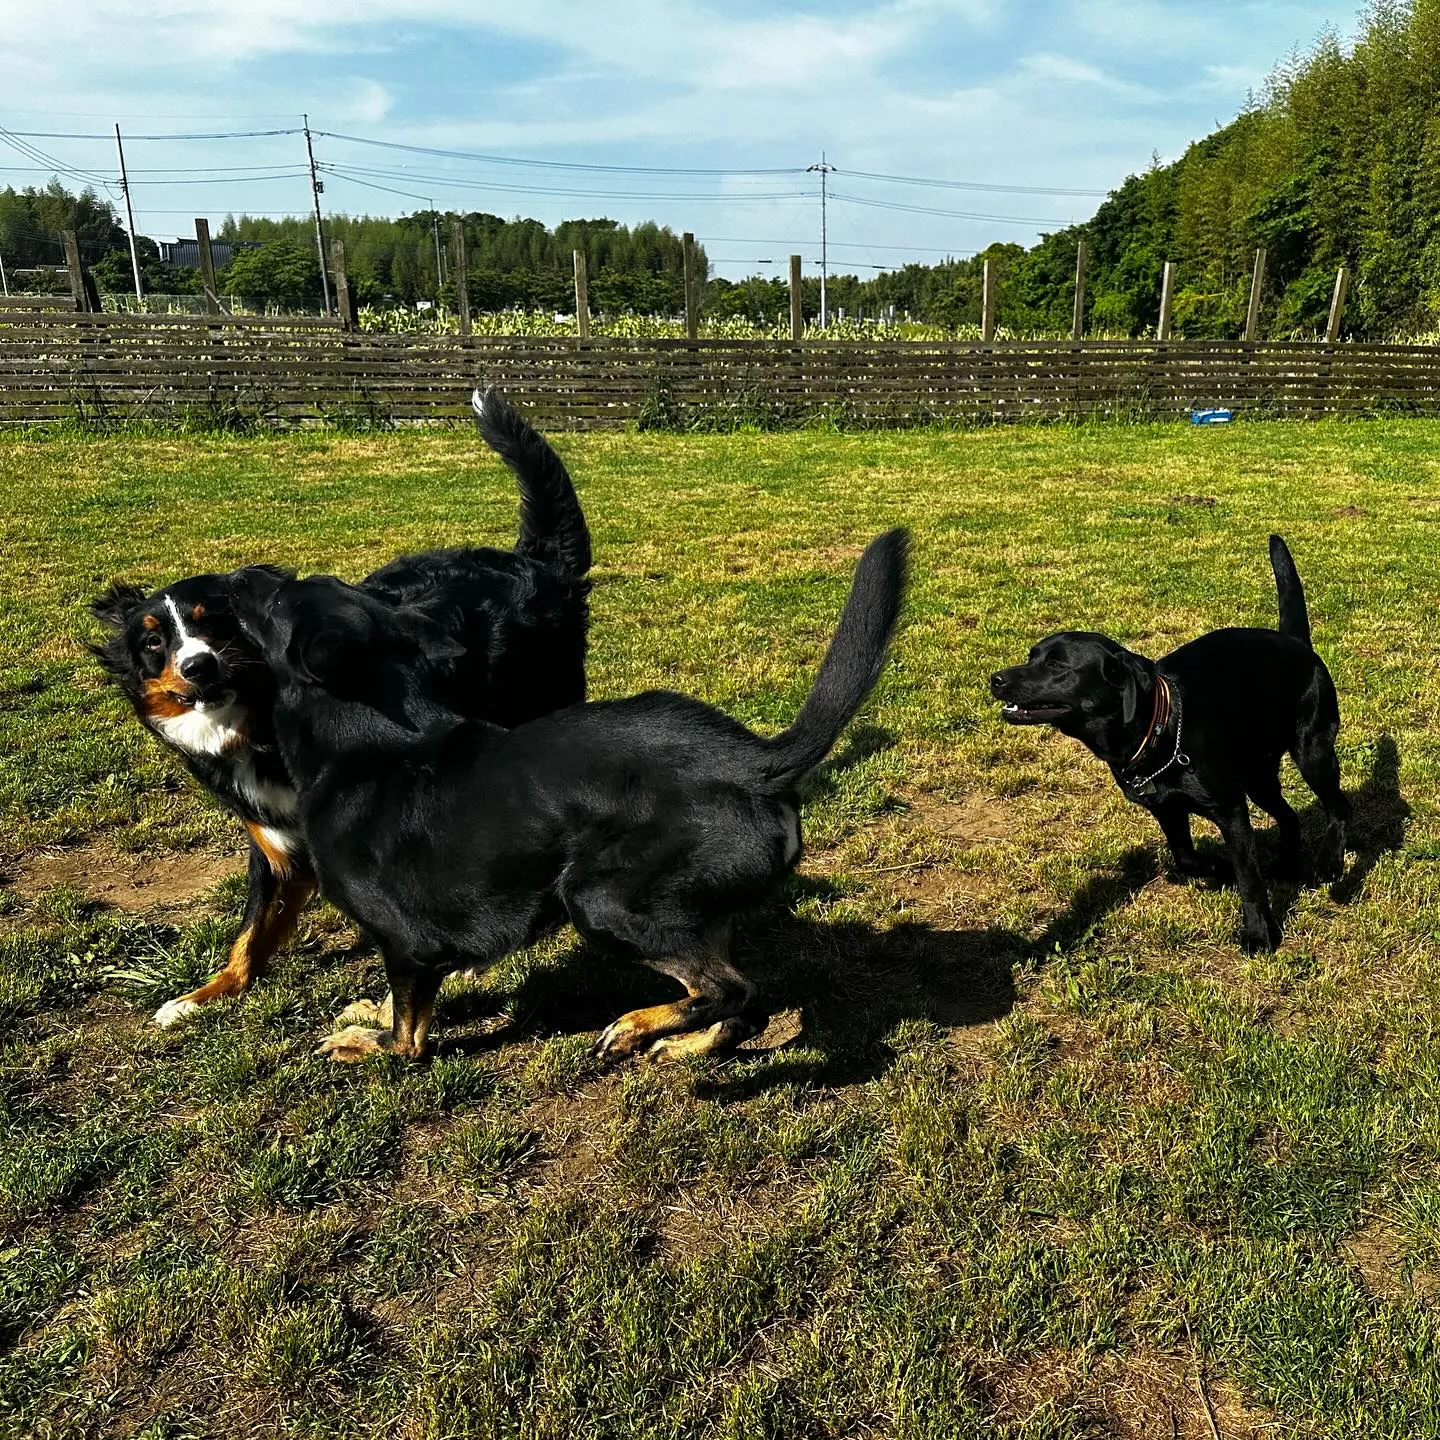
[
  {"left": 426, "top": 738, "right": 1408, "bottom": 1081},
  {"left": 1262, "top": 733, "right": 1409, "bottom": 929},
  {"left": 431, "top": 853, "right": 1161, "bottom": 1091}
]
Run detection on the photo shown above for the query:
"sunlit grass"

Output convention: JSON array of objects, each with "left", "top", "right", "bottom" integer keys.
[{"left": 2, "top": 419, "right": 1440, "bottom": 1437}]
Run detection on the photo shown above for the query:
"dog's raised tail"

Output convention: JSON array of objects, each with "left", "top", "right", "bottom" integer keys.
[
  {"left": 472, "top": 388, "right": 591, "bottom": 578},
  {"left": 1269, "top": 534, "right": 1311, "bottom": 648},
  {"left": 765, "top": 529, "right": 909, "bottom": 789}
]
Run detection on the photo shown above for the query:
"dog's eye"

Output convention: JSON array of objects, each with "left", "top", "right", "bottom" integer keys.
[{"left": 141, "top": 631, "right": 164, "bottom": 652}]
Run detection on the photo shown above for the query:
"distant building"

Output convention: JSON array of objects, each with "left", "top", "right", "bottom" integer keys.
[{"left": 157, "top": 238, "right": 260, "bottom": 270}]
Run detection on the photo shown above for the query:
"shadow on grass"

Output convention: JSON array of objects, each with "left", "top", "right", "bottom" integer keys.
[
  {"left": 414, "top": 740, "right": 1412, "bottom": 1080},
  {"left": 1329, "top": 733, "right": 1408, "bottom": 905},
  {"left": 1265, "top": 732, "right": 1409, "bottom": 933}
]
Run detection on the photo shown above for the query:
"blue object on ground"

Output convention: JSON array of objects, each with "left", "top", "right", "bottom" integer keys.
[{"left": 1190, "top": 407, "right": 1234, "bottom": 425}]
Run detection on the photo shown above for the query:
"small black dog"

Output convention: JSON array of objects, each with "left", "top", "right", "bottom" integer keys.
[
  {"left": 90, "top": 390, "right": 590, "bottom": 1026},
  {"left": 231, "top": 529, "right": 908, "bottom": 1063},
  {"left": 990, "top": 536, "right": 1348, "bottom": 951}
]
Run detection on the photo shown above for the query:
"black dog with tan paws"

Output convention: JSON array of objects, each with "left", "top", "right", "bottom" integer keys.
[
  {"left": 231, "top": 530, "right": 907, "bottom": 1064},
  {"left": 989, "top": 536, "right": 1348, "bottom": 952}
]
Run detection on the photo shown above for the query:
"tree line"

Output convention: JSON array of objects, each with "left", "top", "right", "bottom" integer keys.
[{"left": 3, "top": 0, "right": 1436, "bottom": 337}]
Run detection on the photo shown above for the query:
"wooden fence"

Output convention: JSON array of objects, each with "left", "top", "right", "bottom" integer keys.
[{"left": 2, "top": 310, "right": 1439, "bottom": 430}]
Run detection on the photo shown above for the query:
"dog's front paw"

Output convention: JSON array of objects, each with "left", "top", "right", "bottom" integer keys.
[
  {"left": 645, "top": 1016, "right": 761, "bottom": 1063},
  {"left": 154, "top": 996, "right": 201, "bottom": 1029},
  {"left": 316, "top": 1024, "right": 391, "bottom": 1062},
  {"left": 1316, "top": 843, "right": 1347, "bottom": 884},
  {"left": 1173, "top": 852, "right": 1231, "bottom": 883},
  {"left": 1240, "top": 910, "right": 1282, "bottom": 953}
]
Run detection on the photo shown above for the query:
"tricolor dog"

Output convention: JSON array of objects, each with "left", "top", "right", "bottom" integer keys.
[{"left": 90, "top": 390, "right": 591, "bottom": 1026}]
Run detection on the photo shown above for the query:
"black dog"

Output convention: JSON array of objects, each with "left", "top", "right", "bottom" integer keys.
[
  {"left": 230, "top": 529, "right": 907, "bottom": 1063},
  {"left": 90, "top": 390, "right": 590, "bottom": 1026},
  {"left": 989, "top": 536, "right": 1348, "bottom": 951}
]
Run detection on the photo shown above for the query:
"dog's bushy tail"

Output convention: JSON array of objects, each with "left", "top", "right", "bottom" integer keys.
[
  {"left": 764, "top": 529, "right": 909, "bottom": 789},
  {"left": 472, "top": 388, "right": 592, "bottom": 579},
  {"left": 1269, "top": 534, "right": 1311, "bottom": 648}
]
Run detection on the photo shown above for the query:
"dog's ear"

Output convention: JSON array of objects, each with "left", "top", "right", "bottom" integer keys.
[
  {"left": 90, "top": 581, "right": 147, "bottom": 630},
  {"left": 289, "top": 605, "right": 376, "bottom": 687},
  {"left": 1102, "top": 648, "right": 1149, "bottom": 726},
  {"left": 393, "top": 606, "right": 467, "bottom": 669}
]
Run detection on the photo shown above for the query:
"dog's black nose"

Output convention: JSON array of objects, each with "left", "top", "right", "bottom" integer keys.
[
  {"left": 989, "top": 672, "right": 1006, "bottom": 696},
  {"left": 179, "top": 651, "right": 220, "bottom": 685}
]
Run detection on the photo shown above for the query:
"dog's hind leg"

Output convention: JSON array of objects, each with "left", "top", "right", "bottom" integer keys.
[
  {"left": 577, "top": 914, "right": 758, "bottom": 1062},
  {"left": 1293, "top": 684, "right": 1350, "bottom": 881},
  {"left": 319, "top": 956, "right": 443, "bottom": 1062},
  {"left": 155, "top": 845, "right": 316, "bottom": 1028},
  {"left": 1246, "top": 770, "right": 1304, "bottom": 879},
  {"left": 1215, "top": 803, "right": 1282, "bottom": 952}
]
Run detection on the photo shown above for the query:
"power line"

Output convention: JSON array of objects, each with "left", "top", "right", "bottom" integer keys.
[
  {"left": 318, "top": 162, "right": 811, "bottom": 204},
  {"left": 829, "top": 191, "right": 1080, "bottom": 225},
  {"left": 315, "top": 131, "right": 807, "bottom": 176},
  {"left": 841, "top": 166, "right": 1107, "bottom": 198},
  {"left": 4, "top": 128, "right": 303, "bottom": 140}
]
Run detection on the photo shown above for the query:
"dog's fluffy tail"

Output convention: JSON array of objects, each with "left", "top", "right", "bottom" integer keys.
[
  {"left": 1269, "top": 534, "right": 1312, "bottom": 648},
  {"left": 472, "top": 388, "right": 592, "bottom": 579},
  {"left": 764, "top": 529, "right": 909, "bottom": 789}
]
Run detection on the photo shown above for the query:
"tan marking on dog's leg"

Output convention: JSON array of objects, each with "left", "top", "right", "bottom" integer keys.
[
  {"left": 154, "top": 871, "right": 316, "bottom": 1028},
  {"left": 594, "top": 988, "right": 704, "bottom": 1061},
  {"left": 316, "top": 1024, "right": 391, "bottom": 1062},
  {"left": 645, "top": 1015, "right": 761, "bottom": 1063}
]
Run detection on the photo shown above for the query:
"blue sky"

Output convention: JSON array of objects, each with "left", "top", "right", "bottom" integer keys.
[{"left": 2, "top": 0, "right": 1357, "bottom": 281}]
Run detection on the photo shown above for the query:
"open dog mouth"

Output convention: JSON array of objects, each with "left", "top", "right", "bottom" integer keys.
[
  {"left": 1000, "top": 702, "right": 1070, "bottom": 724},
  {"left": 164, "top": 683, "right": 235, "bottom": 711}
]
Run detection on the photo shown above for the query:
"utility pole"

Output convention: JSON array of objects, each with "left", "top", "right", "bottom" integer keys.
[
  {"left": 431, "top": 204, "right": 444, "bottom": 302},
  {"left": 114, "top": 125, "right": 144, "bottom": 301},
  {"left": 807, "top": 153, "right": 835, "bottom": 328},
  {"left": 303, "top": 114, "right": 332, "bottom": 316}
]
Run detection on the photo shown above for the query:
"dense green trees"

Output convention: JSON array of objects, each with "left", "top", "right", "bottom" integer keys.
[
  {"left": 981, "top": 0, "right": 1440, "bottom": 337},
  {"left": 215, "top": 212, "right": 697, "bottom": 312}
]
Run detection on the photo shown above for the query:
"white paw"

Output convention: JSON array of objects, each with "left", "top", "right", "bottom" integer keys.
[
  {"left": 335, "top": 995, "right": 392, "bottom": 1029},
  {"left": 154, "top": 997, "right": 201, "bottom": 1029}
]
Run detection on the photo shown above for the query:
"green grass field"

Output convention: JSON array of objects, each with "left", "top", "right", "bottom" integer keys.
[{"left": 4, "top": 419, "right": 1440, "bottom": 1439}]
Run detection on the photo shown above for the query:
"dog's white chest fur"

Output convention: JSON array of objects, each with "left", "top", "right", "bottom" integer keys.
[{"left": 152, "top": 700, "right": 249, "bottom": 757}]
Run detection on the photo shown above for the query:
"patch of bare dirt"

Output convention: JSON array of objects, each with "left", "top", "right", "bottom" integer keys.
[
  {"left": 979, "top": 1346, "right": 1276, "bottom": 1439},
  {"left": 903, "top": 793, "right": 1017, "bottom": 846},
  {"left": 1342, "top": 1216, "right": 1439, "bottom": 1302},
  {"left": 7, "top": 843, "right": 243, "bottom": 915},
  {"left": 522, "top": 1077, "right": 629, "bottom": 1192},
  {"left": 655, "top": 1178, "right": 811, "bottom": 1264}
]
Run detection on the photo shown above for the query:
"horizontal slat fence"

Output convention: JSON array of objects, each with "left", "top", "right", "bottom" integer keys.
[{"left": 2, "top": 311, "right": 1438, "bottom": 429}]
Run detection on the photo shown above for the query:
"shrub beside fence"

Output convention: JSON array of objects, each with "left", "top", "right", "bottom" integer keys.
[{"left": 1, "top": 310, "right": 1438, "bottom": 430}]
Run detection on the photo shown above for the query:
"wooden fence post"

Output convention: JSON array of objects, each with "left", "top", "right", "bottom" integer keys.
[
  {"left": 62, "top": 230, "right": 92, "bottom": 312},
  {"left": 682, "top": 232, "right": 699, "bottom": 340},
  {"left": 1071, "top": 240, "right": 1086, "bottom": 341},
  {"left": 573, "top": 250, "right": 590, "bottom": 340},
  {"left": 981, "top": 258, "right": 997, "bottom": 343},
  {"left": 1157, "top": 261, "right": 1177, "bottom": 341},
  {"left": 451, "top": 220, "right": 471, "bottom": 337},
  {"left": 1325, "top": 266, "right": 1350, "bottom": 343},
  {"left": 195, "top": 219, "right": 221, "bottom": 316},
  {"left": 789, "top": 255, "right": 803, "bottom": 341},
  {"left": 330, "top": 239, "right": 357, "bottom": 330},
  {"left": 1244, "top": 246, "right": 1267, "bottom": 341}
]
